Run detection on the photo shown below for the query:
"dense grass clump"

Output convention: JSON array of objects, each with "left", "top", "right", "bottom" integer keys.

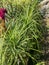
[{"left": 0, "top": 0, "right": 46, "bottom": 65}]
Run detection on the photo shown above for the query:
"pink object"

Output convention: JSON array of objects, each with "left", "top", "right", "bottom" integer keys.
[{"left": 0, "top": 8, "right": 7, "bottom": 20}]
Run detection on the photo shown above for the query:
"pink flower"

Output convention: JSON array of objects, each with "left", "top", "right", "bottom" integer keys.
[{"left": 0, "top": 8, "right": 7, "bottom": 20}]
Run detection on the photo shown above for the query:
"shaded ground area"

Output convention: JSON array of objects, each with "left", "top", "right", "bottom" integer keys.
[
  {"left": 42, "top": 19, "right": 49, "bottom": 65},
  {"left": 39, "top": 0, "right": 49, "bottom": 65}
]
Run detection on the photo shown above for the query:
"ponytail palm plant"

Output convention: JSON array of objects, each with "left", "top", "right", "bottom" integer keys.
[{"left": 0, "top": 0, "right": 46, "bottom": 65}]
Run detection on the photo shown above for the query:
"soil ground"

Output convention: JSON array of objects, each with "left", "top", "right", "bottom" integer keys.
[{"left": 43, "top": 18, "right": 49, "bottom": 65}]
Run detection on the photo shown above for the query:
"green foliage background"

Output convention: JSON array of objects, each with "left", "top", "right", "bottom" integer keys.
[{"left": 0, "top": 0, "right": 46, "bottom": 65}]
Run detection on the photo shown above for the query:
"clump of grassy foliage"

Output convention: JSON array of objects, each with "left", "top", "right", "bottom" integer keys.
[
  {"left": 36, "top": 62, "right": 45, "bottom": 65},
  {"left": 0, "top": 0, "right": 46, "bottom": 65}
]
